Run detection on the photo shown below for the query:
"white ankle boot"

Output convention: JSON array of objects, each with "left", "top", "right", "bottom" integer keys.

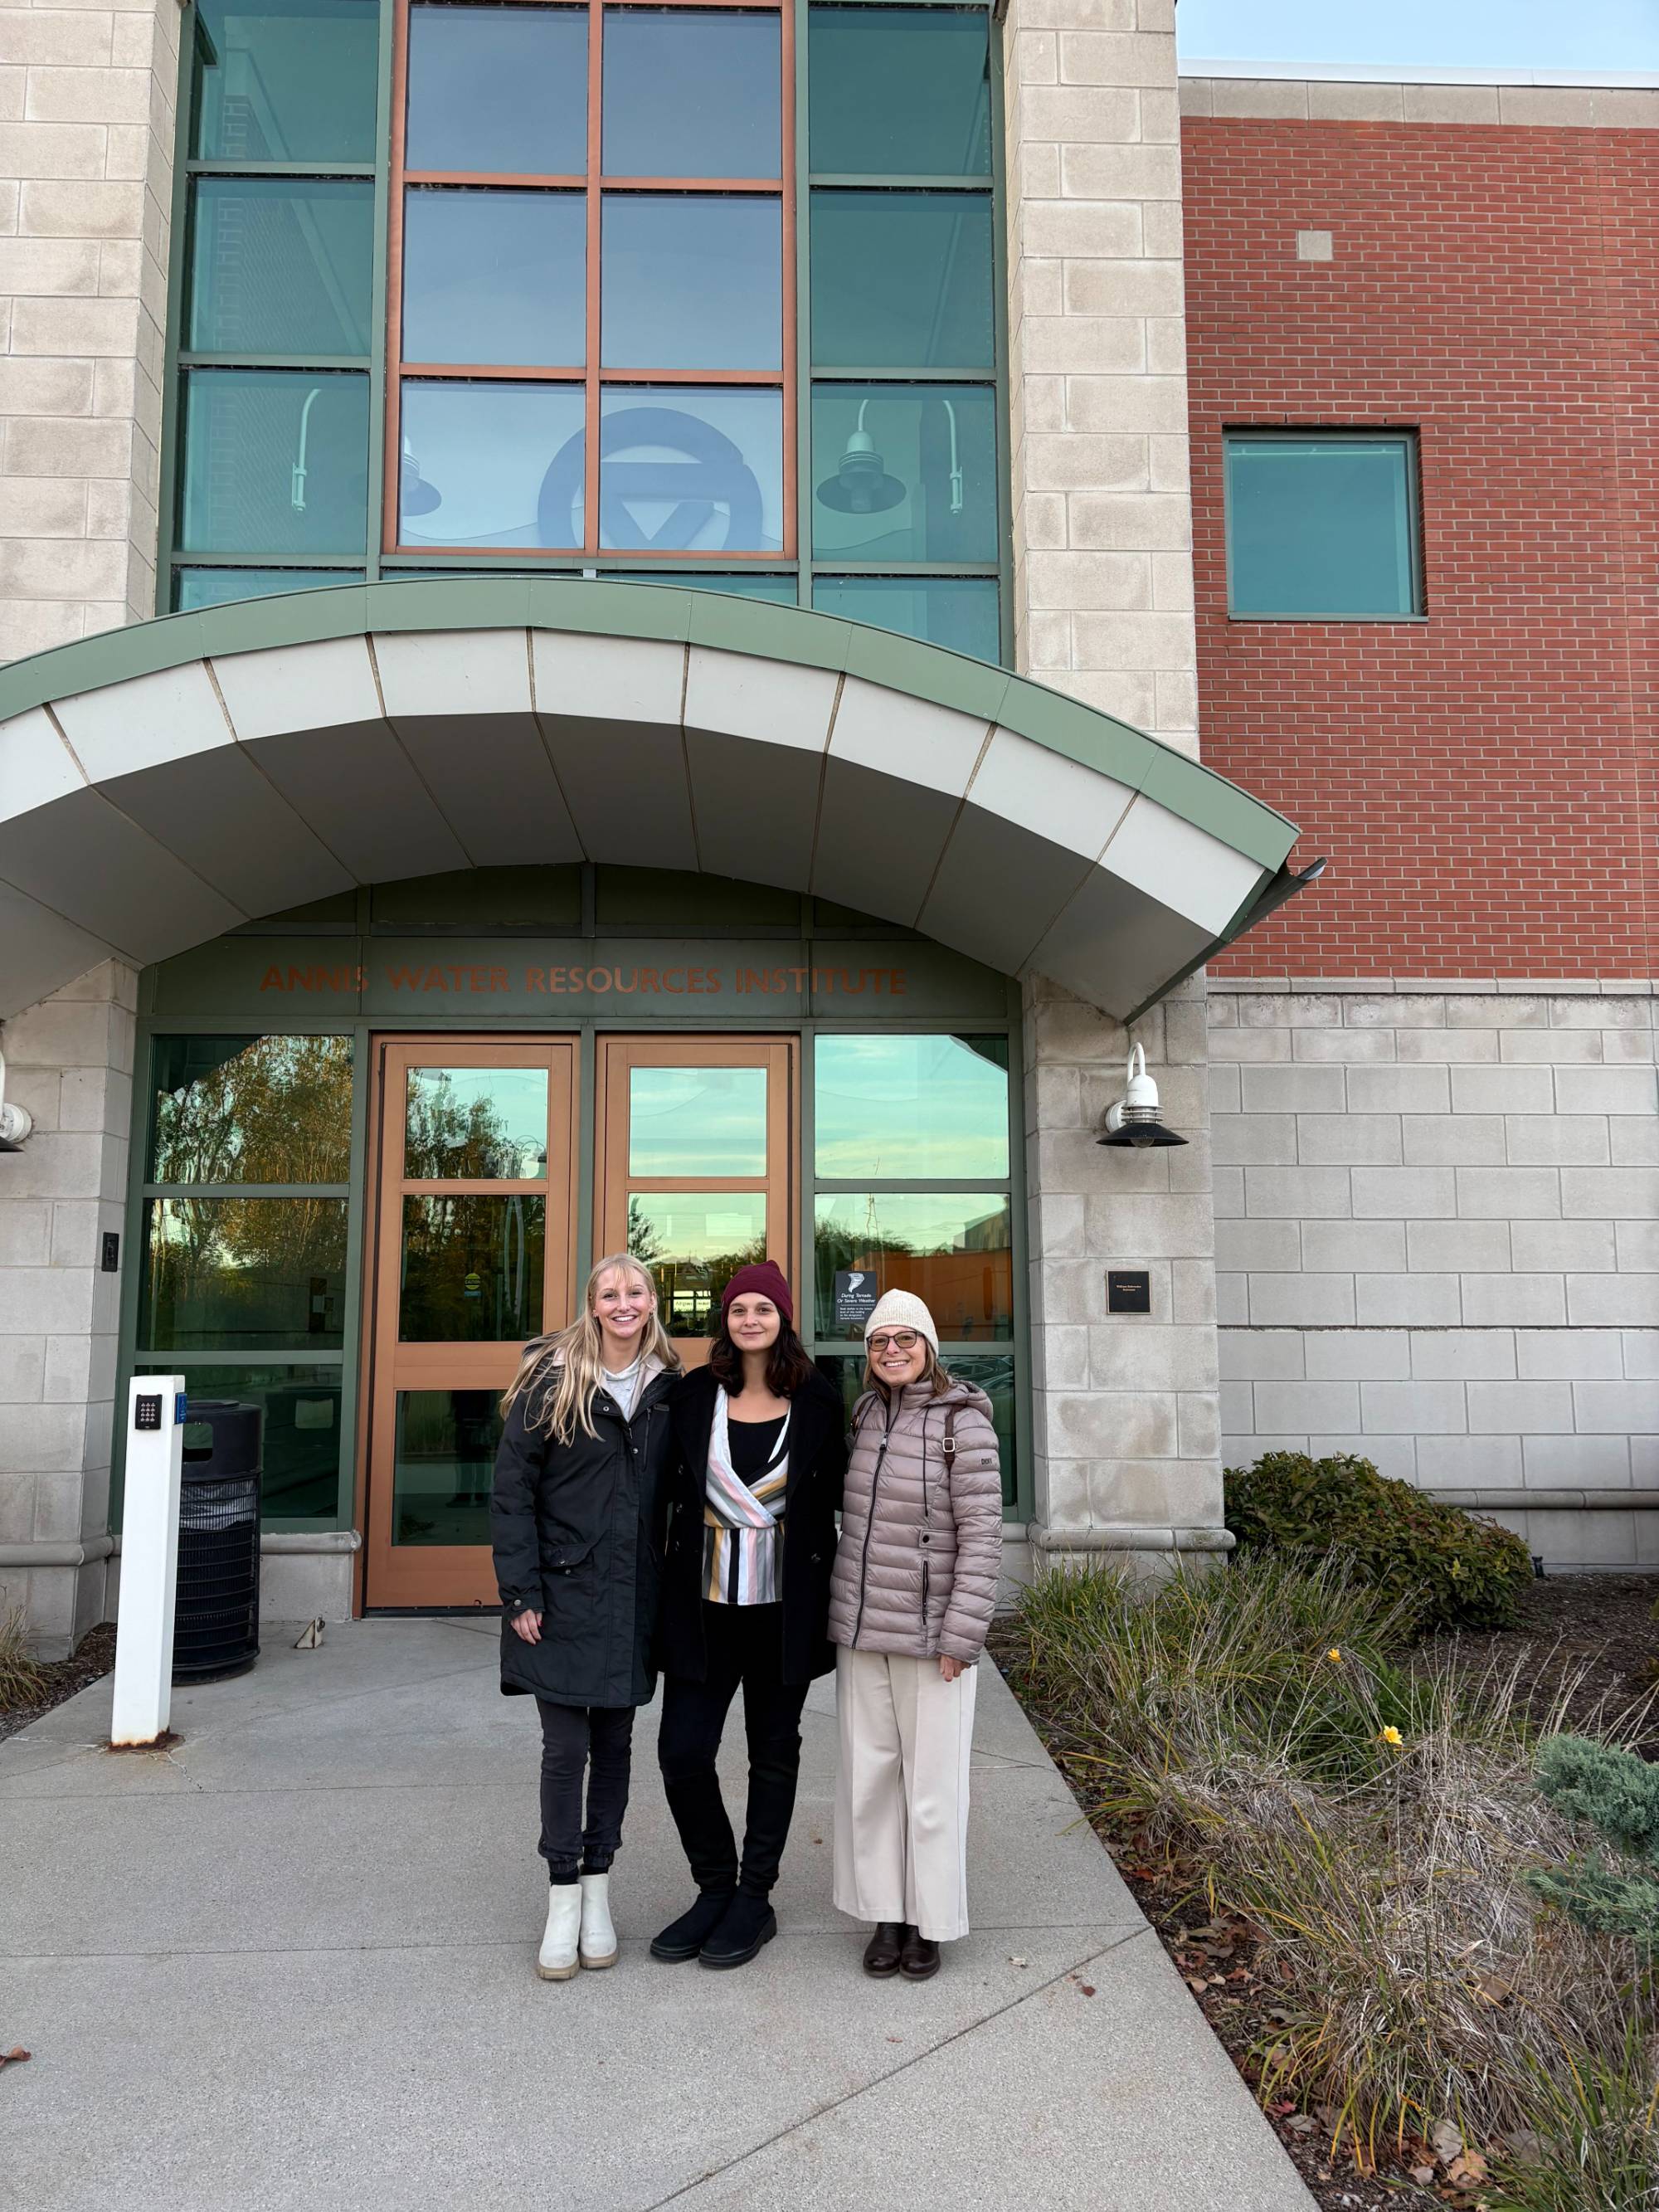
[
  {"left": 579, "top": 1872, "right": 618, "bottom": 1970},
  {"left": 538, "top": 1883, "right": 582, "bottom": 1981}
]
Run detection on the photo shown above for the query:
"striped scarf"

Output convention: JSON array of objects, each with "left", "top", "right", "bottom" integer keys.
[{"left": 703, "top": 1388, "right": 791, "bottom": 1606}]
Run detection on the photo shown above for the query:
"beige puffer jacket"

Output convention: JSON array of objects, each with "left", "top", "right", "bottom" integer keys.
[{"left": 827, "top": 1377, "right": 1004, "bottom": 1665}]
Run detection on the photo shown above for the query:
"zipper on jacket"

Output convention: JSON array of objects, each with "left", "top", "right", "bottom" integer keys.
[{"left": 850, "top": 1393, "right": 898, "bottom": 1649}]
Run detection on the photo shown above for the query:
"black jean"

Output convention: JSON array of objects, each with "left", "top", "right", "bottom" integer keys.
[
  {"left": 536, "top": 1699, "right": 635, "bottom": 1882},
  {"left": 658, "top": 1601, "right": 810, "bottom": 1901}
]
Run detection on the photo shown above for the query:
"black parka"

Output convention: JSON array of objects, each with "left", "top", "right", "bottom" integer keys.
[
  {"left": 490, "top": 1357, "right": 678, "bottom": 1707},
  {"left": 655, "top": 1363, "right": 848, "bottom": 1688}
]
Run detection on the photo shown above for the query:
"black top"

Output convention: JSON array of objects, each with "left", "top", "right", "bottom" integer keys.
[
  {"left": 727, "top": 1412, "right": 787, "bottom": 1484},
  {"left": 657, "top": 1365, "right": 848, "bottom": 1686}
]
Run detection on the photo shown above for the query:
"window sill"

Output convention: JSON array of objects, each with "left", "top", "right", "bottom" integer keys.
[{"left": 1223, "top": 612, "right": 1429, "bottom": 625}]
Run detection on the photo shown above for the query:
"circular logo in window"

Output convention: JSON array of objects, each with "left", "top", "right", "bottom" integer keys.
[{"left": 539, "top": 406, "right": 767, "bottom": 553}]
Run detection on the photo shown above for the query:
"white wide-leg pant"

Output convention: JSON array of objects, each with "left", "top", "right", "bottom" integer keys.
[{"left": 832, "top": 1646, "right": 977, "bottom": 1943}]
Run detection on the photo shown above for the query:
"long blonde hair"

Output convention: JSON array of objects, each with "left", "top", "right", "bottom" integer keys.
[{"left": 502, "top": 1253, "right": 681, "bottom": 1443}]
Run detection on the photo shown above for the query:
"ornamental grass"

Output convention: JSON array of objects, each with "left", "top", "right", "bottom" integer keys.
[
  {"left": 1003, "top": 1556, "right": 1659, "bottom": 2207},
  {"left": 0, "top": 1605, "right": 46, "bottom": 1713}
]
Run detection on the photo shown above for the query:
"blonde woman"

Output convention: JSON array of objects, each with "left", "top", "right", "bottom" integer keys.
[
  {"left": 827, "top": 1290, "right": 1003, "bottom": 1981},
  {"left": 492, "top": 1254, "right": 681, "bottom": 1982}
]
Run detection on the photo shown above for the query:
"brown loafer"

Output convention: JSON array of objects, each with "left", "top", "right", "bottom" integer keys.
[
  {"left": 899, "top": 1929, "right": 941, "bottom": 1981},
  {"left": 863, "top": 1921, "right": 908, "bottom": 1977}
]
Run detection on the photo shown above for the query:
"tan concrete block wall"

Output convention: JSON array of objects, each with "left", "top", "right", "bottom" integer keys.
[
  {"left": 0, "top": 957, "right": 135, "bottom": 1654},
  {"left": 0, "top": 0, "right": 174, "bottom": 661},
  {"left": 1002, "top": 0, "right": 1199, "bottom": 751}
]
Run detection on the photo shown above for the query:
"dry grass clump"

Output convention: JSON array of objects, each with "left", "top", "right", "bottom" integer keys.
[
  {"left": 0, "top": 1605, "right": 48, "bottom": 1712},
  {"left": 1004, "top": 1556, "right": 1659, "bottom": 2208}
]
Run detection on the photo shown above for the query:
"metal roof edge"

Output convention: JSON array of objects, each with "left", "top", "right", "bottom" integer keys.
[{"left": 0, "top": 578, "right": 1299, "bottom": 873}]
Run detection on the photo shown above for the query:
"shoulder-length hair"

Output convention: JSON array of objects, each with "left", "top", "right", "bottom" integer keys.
[
  {"left": 864, "top": 1342, "right": 955, "bottom": 1401},
  {"left": 708, "top": 1312, "right": 816, "bottom": 1398},
  {"left": 501, "top": 1253, "right": 681, "bottom": 1442}
]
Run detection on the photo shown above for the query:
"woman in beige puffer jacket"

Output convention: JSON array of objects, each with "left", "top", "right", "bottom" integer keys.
[{"left": 828, "top": 1291, "right": 1003, "bottom": 1981}]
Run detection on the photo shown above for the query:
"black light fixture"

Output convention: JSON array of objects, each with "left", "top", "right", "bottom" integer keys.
[
  {"left": 1097, "top": 1043, "right": 1188, "bottom": 1149},
  {"left": 815, "top": 399, "right": 906, "bottom": 515}
]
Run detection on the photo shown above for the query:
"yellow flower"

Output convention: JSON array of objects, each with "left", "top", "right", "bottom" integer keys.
[
  {"left": 1326, "top": 1648, "right": 1343, "bottom": 1664},
  {"left": 1379, "top": 1726, "right": 1404, "bottom": 1748}
]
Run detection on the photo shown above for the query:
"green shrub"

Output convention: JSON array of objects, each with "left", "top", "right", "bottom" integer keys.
[
  {"left": 1224, "top": 1449, "right": 1534, "bottom": 1633},
  {"left": 1524, "top": 1733, "right": 1659, "bottom": 1947}
]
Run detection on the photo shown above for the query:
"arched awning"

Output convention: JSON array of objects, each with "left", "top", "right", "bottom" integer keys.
[{"left": 0, "top": 579, "right": 1301, "bottom": 1021}]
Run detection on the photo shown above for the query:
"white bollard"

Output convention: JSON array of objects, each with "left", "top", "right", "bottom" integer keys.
[{"left": 109, "top": 1375, "right": 186, "bottom": 1747}]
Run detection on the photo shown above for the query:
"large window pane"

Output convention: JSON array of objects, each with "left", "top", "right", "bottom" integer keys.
[
  {"left": 137, "top": 1362, "right": 344, "bottom": 1520},
  {"left": 399, "top": 1196, "right": 546, "bottom": 1341},
  {"left": 399, "top": 380, "right": 585, "bottom": 548},
  {"left": 815, "top": 1034, "right": 1009, "bottom": 1178},
  {"left": 405, "top": 1065, "right": 549, "bottom": 1180},
  {"left": 599, "top": 387, "right": 782, "bottom": 553},
  {"left": 814, "top": 1192, "right": 1012, "bottom": 1340},
  {"left": 403, "top": 188, "right": 585, "bottom": 367},
  {"left": 1225, "top": 434, "right": 1420, "bottom": 617},
  {"left": 627, "top": 1192, "right": 768, "bottom": 1336},
  {"left": 809, "top": 7, "right": 990, "bottom": 177},
  {"left": 392, "top": 1388, "right": 504, "bottom": 1547},
  {"left": 141, "top": 1197, "right": 349, "bottom": 1351},
  {"left": 813, "top": 574, "right": 999, "bottom": 661},
  {"left": 629, "top": 1065, "right": 767, "bottom": 1176},
  {"left": 188, "top": 178, "right": 373, "bottom": 358},
  {"left": 406, "top": 3, "right": 586, "bottom": 173},
  {"left": 192, "top": 0, "right": 379, "bottom": 163},
  {"left": 602, "top": 7, "right": 781, "bottom": 179},
  {"left": 811, "top": 191, "right": 993, "bottom": 368},
  {"left": 811, "top": 383, "right": 996, "bottom": 561},
  {"left": 150, "top": 1035, "right": 353, "bottom": 1185},
  {"left": 817, "top": 1351, "right": 1014, "bottom": 1505},
  {"left": 179, "top": 370, "right": 368, "bottom": 556},
  {"left": 173, "top": 568, "right": 363, "bottom": 610},
  {"left": 601, "top": 196, "right": 781, "bottom": 370}
]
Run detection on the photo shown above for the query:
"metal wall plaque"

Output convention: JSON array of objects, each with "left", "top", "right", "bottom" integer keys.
[
  {"left": 834, "top": 1269, "right": 878, "bottom": 1329},
  {"left": 101, "top": 1230, "right": 120, "bottom": 1274},
  {"left": 1107, "top": 1269, "right": 1151, "bottom": 1314}
]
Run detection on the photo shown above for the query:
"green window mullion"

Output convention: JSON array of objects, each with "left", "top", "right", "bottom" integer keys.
[
  {"left": 180, "top": 355, "right": 371, "bottom": 372},
  {"left": 184, "top": 161, "right": 377, "bottom": 178}
]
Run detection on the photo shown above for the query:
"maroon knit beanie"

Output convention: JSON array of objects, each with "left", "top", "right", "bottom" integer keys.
[{"left": 720, "top": 1259, "right": 794, "bottom": 1325}]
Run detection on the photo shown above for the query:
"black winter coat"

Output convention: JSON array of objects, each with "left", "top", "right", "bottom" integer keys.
[
  {"left": 490, "top": 1360, "right": 678, "bottom": 1708},
  {"left": 655, "top": 1364, "right": 847, "bottom": 1688}
]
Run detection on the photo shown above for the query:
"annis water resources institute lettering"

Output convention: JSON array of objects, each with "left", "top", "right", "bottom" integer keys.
[{"left": 259, "top": 962, "right": 910, "bottom": 996}]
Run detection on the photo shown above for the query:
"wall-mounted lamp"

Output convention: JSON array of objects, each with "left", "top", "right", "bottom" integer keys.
[
  {"left": 1097, "top": 1043, "right": 1187, "bottom": 1149},
  {"left": 815, "top": 397, "right": 965, "bottom": 518},
  {"left": 0, "top": 1032, "right": 33, "bottom": 1152}
]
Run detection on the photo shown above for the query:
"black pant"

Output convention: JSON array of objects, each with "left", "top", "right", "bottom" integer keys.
[
  {"left": 536, "top": 1699, "right": 635, "bottom": 1881},
  {"left": 658, "top": 1602, "right": 810, "bottom": 1901}
]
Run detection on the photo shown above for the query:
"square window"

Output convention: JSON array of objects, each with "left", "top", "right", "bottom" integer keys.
[
  {"left": 602, "top": 7, "right": 781, "bottom": 179},
  {"left": 1224, "top": 431, "right": 1422, "bottom": 618},
  {"left": 187, "top": 178, "right": 374, "bottom": 358},
  {"left": 601, "top": 194, "right": 781, "bottom": 371},
  {"left": 809, "top": 6, "right": 990, "bottom": 178},
  {"left": 811, "top": 383, "right": 996, "bottom": 561},
  {"left": 399, "top": 379, "right": 586, "bottom": 548},
  {"left": 406, "top": 2, "right": 586, "bottom": 174},
  {"left": 810, "top": 190, "right": 993, "bottom": 369},
  {"left": 403, "top": 188, "right": 586, "bottom": 368},
  {"left": 178, "top": 369, "right": 368, "bottom": 557},
  {"left": 599, "top": 387, "right": 783, "bottom": 553}
]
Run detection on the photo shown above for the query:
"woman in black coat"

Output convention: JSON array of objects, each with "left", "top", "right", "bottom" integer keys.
[
  {"left": 491, "top": 1252, "right": 680, "bottom": 1981},
  {"left": 649, "top": 1259, "right": 847, "bottom": 1971}
]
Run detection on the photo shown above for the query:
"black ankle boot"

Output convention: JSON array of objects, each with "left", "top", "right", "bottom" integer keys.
[
  {"left": 650, "top": 1888, "right": 736, "bottom": 1963},
  {"left": 698, "top": 1892, "right": 777, "bottom": 1970}
]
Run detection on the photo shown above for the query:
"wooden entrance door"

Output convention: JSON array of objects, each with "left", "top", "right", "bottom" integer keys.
[
  {"left": 596, "top": 1038, "right": 796, "bottom": 1365},
  {"left": 363, "top": 1040, "right": 577, "bottom": 1608}
]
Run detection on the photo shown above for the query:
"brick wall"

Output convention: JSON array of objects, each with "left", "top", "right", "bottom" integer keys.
[{"left": 1180, "top": 108, "right": 1659, "bottom": 982}]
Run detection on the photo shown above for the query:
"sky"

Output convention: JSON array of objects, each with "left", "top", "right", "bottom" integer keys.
[{"left": 1177, "top": 0, "right": 1659, "bottom": 75}]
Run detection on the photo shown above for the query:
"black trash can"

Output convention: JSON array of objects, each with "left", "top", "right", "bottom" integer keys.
[{"left": 173, "top": 1398, "right": 262, "bottom": 1683}]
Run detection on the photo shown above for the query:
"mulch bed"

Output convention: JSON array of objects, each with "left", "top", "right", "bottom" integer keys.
[
  {"left": 992, "top": 1571, "right": 1659, "bottom": 2212},
  {"left": 0, "top": 1620, "right": 117, "bottom": 1745}
]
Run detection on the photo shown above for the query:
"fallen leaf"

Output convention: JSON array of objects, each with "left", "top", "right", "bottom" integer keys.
[
  {"left": 0, "top": 2047, "right": 30, "bottom": 2068},
  {"left": 1078, "top": 1985, "right": 1096, "bottom": 1998},
  {"left": 1409, "top": 2166, "right": 1436, "bottom": 2186},
  {"left": 1185, "top": 1976, "right": 1209, "bottom": 1995},
  {"left": 1432, "top": 2120, "right": 1464, "bottom": 2164},
  {"left": 1009, "top": 1956, "right": 1028, "bottom": 1969},
  {"left": 1283, "top": 2113, "right": 1316, "bottom": 2136},
  {"left": 1448, "top": 2151, "right": 1488, "bottom": 2185}
]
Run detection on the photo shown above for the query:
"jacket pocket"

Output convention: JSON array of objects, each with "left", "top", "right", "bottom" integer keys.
[{"left": 542, "top": 1532, "right": 601, "bottom": 1581}]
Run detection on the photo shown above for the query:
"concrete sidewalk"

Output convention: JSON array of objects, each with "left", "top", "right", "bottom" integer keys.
[{"left": 2, "top": 1622, "right": 1313, "bottom": 2212}]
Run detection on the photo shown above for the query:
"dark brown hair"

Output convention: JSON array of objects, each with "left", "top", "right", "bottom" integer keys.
[{"left": 708, "top": 1315, "right": 815, "bottom": 1397}]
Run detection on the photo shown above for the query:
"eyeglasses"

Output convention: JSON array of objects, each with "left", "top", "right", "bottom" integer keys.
[{"left": 868, "top": 1330, "right": 920, "bottom": 1354}]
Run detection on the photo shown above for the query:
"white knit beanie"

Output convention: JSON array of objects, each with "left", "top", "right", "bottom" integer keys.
[{"left": 863, "top": 1289, "right": 939, "bottom": 1355}]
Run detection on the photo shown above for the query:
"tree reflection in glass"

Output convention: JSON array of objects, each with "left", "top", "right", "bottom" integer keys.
[
  {"left": 141, "top": 1197, "right": 350, "bottom": 1350},
  {"left": 149, "top": 1035, "right": 353, "bottom": 1185},
  {"left": 404, "top": 1065, "right": 548, "bottom": 1180}
]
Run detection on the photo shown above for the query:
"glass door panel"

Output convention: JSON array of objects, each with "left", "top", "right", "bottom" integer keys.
[
  {"left": 598, "top": 1038, "right": 795, "bottom": 1363},
  {"left": 364, "top": 1040, "right": 576, "bottom": 1608}
]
